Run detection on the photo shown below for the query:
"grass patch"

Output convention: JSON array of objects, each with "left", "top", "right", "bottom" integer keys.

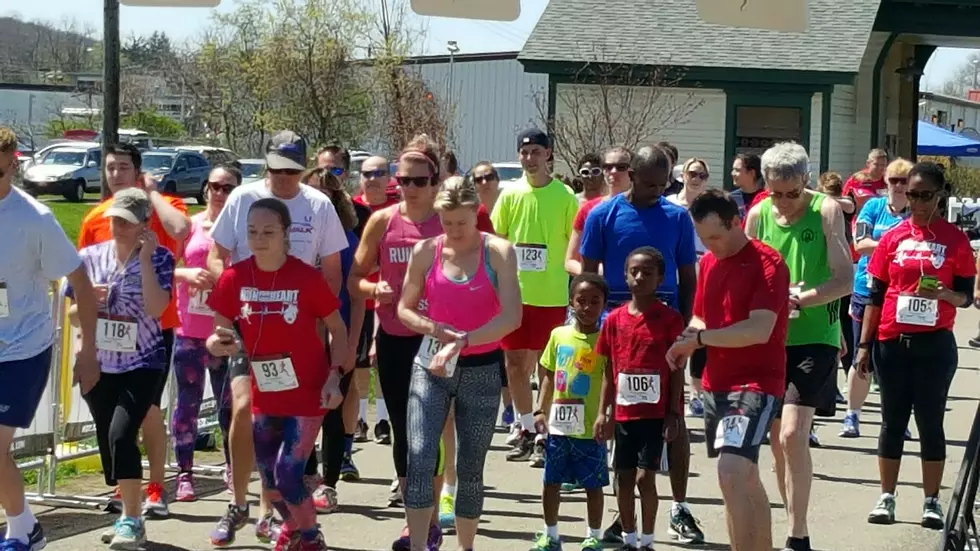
[{"left": 45, "top": 198, "right": 204, "bottom": 244}]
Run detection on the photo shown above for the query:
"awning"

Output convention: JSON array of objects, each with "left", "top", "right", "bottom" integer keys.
[{"left": 917, "top": 120, "right": 980, "bottom": 157}]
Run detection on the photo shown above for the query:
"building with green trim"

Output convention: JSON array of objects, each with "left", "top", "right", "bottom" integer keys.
[{"left": 517, "top": 0, "right": 979, "bottom": 187}]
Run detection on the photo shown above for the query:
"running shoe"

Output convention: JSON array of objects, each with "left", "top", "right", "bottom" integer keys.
[
  {"left": 427, "top": 523, "right": 443, "bottom": 550},
  {"left": 108, "top": 517, "right": 146, "bottom": 551},
  {"left": 506, "top": 430, "right": 535, "bottom": 462},
  {"left": 2, "top": 522, "right": 46, "bottom": 551},
  {"left": 529, "top": 437, "right": 546, "bottom": 468},
  {"left": 298, "top": 532, "right": 329, "bottom": 551},
  {"left": 438, "top": 494, "right": 455, "bottom": 529},
  {"left": 922, "top": 496, "right": 945, "bottom": 530},
  {"left": 808, "top": 430, "right": 821, "bottom": 448},
  {"left": 602, "top": 514, "right": 623, "bottom": 544},
  {"left": 580, "top": 536, "right": 602, "bottom": 550},
  {"left": 868, "top": 493, "right": 897, "bottom": 525},
  {"left": 505, "top": 422, "right": 523, "bottom": 446},
  {"left": 340, "top": 453, "right": 360, "bottom": 482},
  {"left": 969, "top": 335, "right": 980, "bottom": 348},
  {"left": 669, "top": 506, "right": 705, "bottom": 544},
  {"left": 638, "top": 547, "right": 654, "bottom": 551},
  {"left": 375, "top": 420, "right": 392, "bottom": 445},
  {"left": 210, "top": 503, "right": 250, "bottom": 547},
  {"left": 304, "top": 474, "right": 323, "bottom": 494},
  {"left": 142, "top": 482, "right": 170, "bottom": 518},
  {"left": 559, "top": 482, "right": 581, "bottom": 493},
  {"left": 272, "top": 527, "right": 301, "bottom": 551},
  {"left": 175, "top": 472, "right": 196, "bottom": 502},
  {"left": 501, "top": 404, "right": 515, "bottom": 427},
  {"left": 688, "top": 396, "right": 704, "bottom": 418},
  {"left": 530, "top": 532, "right": 562, "bottom": 551},
  {"left": 354, "top": 419, "right": 369, "bottom": 443},
  {"left": 313, "top": 485, "right": 339, "bottom": 514},
  {"left": 391, "top": 524, "right": 411, "bottom": 551},
  {"left": 388, "top": 480, "right": 403, "bottom": 507},
  {"left": 839, "top": 413, "right": 860, "bottom": 438},
  {"left": 106, "top": 486, "right": 122, "bottom": 514},
  {"left": 256, "top": 512, "right": 282, "bottom": 543}
]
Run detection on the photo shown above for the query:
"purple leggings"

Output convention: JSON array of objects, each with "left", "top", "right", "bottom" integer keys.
[
  {"left": 171, "top": 335, "right": 231, "bottom": 473},
  {"left": 254, "top": 414, "right": 322, "bottom": 539}
]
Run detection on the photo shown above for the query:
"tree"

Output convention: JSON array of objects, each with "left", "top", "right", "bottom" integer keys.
[
  {"left": 937, "top": 52, "right": 980, "bottom": 98},
  {"left": 121, "top": 108, "right": 185, "bottom": 139},
  {"left": 532, "top": 46, "right": 704, "bottom": 171}
]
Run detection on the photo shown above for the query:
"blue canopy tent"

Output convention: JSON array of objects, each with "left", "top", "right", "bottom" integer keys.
[{"left": 917, "top": 120, "right": 980, "bottom": 156}]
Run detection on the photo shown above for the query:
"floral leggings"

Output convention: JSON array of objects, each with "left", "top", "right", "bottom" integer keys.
[
  {"left": 254, "top": 414, "right": 322, "bottom": 539},
  {"left": 171, "top": 336, "right": 232, "bottom": 473}
]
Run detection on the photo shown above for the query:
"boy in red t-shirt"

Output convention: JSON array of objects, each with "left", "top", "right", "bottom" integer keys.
[{"left": 595, "top": 247, "right": 685, "bottom": 550}]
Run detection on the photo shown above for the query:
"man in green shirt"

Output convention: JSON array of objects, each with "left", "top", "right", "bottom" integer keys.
[{"left": 745, "top": 142, "right": 853, "bottom": 551}]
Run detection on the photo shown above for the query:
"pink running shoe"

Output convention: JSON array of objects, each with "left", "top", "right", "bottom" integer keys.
[{"left": 175, "top": 472, "right": 196, "bottom": 502}]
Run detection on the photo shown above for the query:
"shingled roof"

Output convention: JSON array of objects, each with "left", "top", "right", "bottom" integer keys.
[{"left": 519, "top": 0, "right": 882, "bottom": 74}]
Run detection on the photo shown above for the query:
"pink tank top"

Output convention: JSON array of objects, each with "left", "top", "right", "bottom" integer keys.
[
  {"left": 423, "top": 235, "right": 501, "bottom": 356},
  {"left": 377, "top": 204, "right": 444, "bottom": 336},
  {"left": 176, "top": 212, "right": 215, "bottom": 339}
]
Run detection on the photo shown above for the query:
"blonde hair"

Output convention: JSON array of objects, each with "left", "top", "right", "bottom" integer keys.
[
  {"left": 817, "top": 171, "right": 843, "bottom": 196},
  {"left": 868, "top": 148, "right": 888, "bottom": 162},
  {"left": 0, "top": 127, "right": 15, "bottom": 154},
  {"left": 435, "top": 176, "right": 480, "bottom": 211},
  {"left": 682, "top": 157, "right": 710, "bottom": 177},
  {"left": 885, "top": 158, "right": 913, "bottom": 179}
]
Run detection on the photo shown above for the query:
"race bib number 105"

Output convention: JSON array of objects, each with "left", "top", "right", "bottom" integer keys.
[{"left": 895, "top": 295, "right": 937, "bottom": 327}]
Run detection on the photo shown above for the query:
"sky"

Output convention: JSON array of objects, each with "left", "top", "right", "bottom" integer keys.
[{"left": 2, "top": 0, "right": 973, "bottom": 90}]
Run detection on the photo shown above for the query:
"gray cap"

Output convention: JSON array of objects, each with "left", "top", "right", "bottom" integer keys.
[
  {"left": 265, "top": 130, "right": 307, "bottom": 171},
  {"left": 104, "top": 188, "right": 151, "bottom": 225}
]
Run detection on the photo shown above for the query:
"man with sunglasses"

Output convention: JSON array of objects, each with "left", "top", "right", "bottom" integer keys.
[
  {"left": 206, "top": 130, "right": 349, "bottom": 544},
  {"left": 575, "top": 154, "right": 606, "bottom": 205},
  {"left": 745, "top": 142, "right": 853, "bottom": 551},
  {"left": 580, "top": 145, "right": 704, "bottom": 545}
]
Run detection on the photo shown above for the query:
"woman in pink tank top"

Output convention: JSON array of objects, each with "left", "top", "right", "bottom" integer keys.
[{"left": 396, "top": 177, "right": 522, "bottom": 551}]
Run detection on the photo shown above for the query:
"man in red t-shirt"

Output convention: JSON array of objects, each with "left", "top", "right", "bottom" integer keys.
[
  {"left": 842, "top": 149, "right": 888, "bottom": 215},
  {"left": 667, "top": 189, "right": 789, "bottom": 551}
]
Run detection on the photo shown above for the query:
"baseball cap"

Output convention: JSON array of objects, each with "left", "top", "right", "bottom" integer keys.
[
  {"left": 104, "top": 188, "right": 151, "bottom": 225},
  {"left": 265, "top": 131, "right": 308, "bottom": 171},
  {"left": 517, "top": 127, "right": 550, "bottom": 151}
]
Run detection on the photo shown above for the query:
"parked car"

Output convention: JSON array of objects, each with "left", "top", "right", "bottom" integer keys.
[
  {"left": 142, "top": 149, "right": 212, "bottom": 203},
  {"left": 94, "top": 129, "right": 156, "bottom": 151},
  {"left": 239, "top": 158, "right": 266, "bottom": 185},
  {"left": 20, "top": 145, "right": 103, "bottom": 202},
  {"left": 174, "top": 146, "right": 239, "bottom": 167}
]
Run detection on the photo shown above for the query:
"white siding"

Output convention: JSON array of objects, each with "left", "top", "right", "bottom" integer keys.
[
  {"left": 854, "top": 32, "right": 892, "bottom": 165},
  {"left": 552, "top": 84, "right": 726, "bottom": 185},
  {"left": 810, "top": 92, "right": 822, "bottom": 181},
  {"left": 919, "top": 97, "right": 980, "bottom": 133},
  {"left": 829, "top": 84, "right": 858, "bottom": 174},
  {"left": 414, "top": 59, "right": 548, "bottom": 169}
]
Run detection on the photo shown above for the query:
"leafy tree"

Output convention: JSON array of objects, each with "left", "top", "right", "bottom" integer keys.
[
  {"left": 121, "top": 108, "right": 185, "bottom": 139},
  {"left": 936, "top": 52, "right": 980, "bottom": 98}
]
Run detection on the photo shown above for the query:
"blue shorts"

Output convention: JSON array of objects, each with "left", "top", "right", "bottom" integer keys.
[
  {"left": 0, "top": 347, "right": 52, "bottom": 429},
  {"left": 543, "top": 435, "right": 609, "bottom": 489}
]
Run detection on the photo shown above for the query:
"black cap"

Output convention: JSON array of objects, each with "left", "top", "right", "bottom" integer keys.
[
  {"left": 265, "top": 130, "right": 307, "bottom": 171},
  {"left": 517, "top": 127, "right": 550, "bottom": 151}
]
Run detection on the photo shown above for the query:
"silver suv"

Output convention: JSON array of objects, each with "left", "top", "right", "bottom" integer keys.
[{"left": 20, "top": 145, "right": 103, "bottom": 202}]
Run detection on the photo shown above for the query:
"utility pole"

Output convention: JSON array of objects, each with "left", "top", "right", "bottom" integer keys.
[
  {"left": 102, "top": 0, "right": 121, "bottom": 198},
  {"left": 446, "top": 40, "right": 459, "bottom": 148}
]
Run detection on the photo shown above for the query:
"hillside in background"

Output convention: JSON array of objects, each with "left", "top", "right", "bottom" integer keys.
[{"left": 0, "top": 16, "right": 98, "bottom": 83}]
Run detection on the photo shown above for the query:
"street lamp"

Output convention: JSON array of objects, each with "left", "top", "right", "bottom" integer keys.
[
  {"left": 972, "top": 58, "right": 978, "bottom": 90},
  {"left": 446, "top": 40, "right": 459, "bottom": 146}
]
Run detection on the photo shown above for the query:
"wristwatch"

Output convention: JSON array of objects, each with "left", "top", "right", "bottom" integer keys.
[
  {"left": 696, "top": 330, "right": 705, "bottom": 348},
  {"left": 457, "top": 332, "right": 470, "bottom": 348}
]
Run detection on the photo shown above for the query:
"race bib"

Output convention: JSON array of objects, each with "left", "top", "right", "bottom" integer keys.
[
  {"left": 0, "top": 283, "right": 8, "bottom": 318},
  {"left": 251, "top": 355, "right": 299, "bottom": 393},
  {"left": 549, "top": 401, "right": 585, "bottom": 436},
  {"left": 516, "top": 244, "right": 547, "bottom": 272},
  {"left": 616, "top": 373, "right": 661, "bottom": 405},
  {"left": 714, "top": 414, "right": 750, "bottom": 449},
  {"left": 414, "top": 334, "right": 459, "bottom": 377},
  {"left": 187, "top": 289, "right": 213, "bottom": 317},
  {"left": 895, "top": 295, "right": 938, "bottom": 327},
  {"left": 96, "top": 316, "right": 138, "bottom": 353}
]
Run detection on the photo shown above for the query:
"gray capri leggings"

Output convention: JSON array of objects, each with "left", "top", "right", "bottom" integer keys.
[{"left": 405, "top": 349, "right": 502, "bottom": 517}]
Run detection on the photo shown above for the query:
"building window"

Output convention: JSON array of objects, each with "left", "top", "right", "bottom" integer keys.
[
  {"left": 735, "top": 106, "right": 802, "bottom": 155},
  {"left": 937, "top": 110, "right": 949, "bottom": 127}
]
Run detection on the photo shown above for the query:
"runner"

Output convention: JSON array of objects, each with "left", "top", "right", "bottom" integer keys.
[
  {"left": 745, "top": 142, "right": 853, "bottom": 551},
  {"left": 656, "top": 142, "right": 683, "bottom": 196},
  {"left": 564, "top": 147, "right": 633, "bottom": 277},
  {"left": 397, "top": 176, "right": 521, "bottom": 551},
  {"left": 529, "top": 273, "right": 609, "bottom": 551},
  {"left": 171, "top": 165, "right": 239, "bottom": 502},
  {"left": 0, "top": 127, "right": 100, "bottom": 551},
  {"left": 729, "top": 153, "right": 765, "bottom": 221},
  {"left": 348, "top": 134, "right": 447, "bottom": 549},
  {"left": 856, "top": 161, "right": 974, "bottom": 528},
  {"left": 490, "top": 127, "right": 578, "bottom": 463},
  {"left": 841, "top": 149, "right": 889, "bottom": 216},
  {"left": 839, "top": 159, "right": 911, "bottom": 439},
  {"left": 77, "top": 141, "right": 190, "bottom": 518},
  {"left": 68, "top": 188, "right": 175, "bottom": 550},
  {"left": 440, "top": 151, "right": 460, "bottom": 182},
  {"left": 596, "top": 247, "right": 685, "bottom": 551},
  {"left": 206, "top": 130, "right": 349, "bottom": 546},
  {"left": 351, "top": 155, "right": 397, "bottom": 445},
  {"left": 206, "top": 197, "right": 348, "bottom": 551},
  {"left": 667, "top": 188, "right": 789, "bottom": 551},
  {"left": 575, "top": 153, "right": 605, "bottom": 204},
  {"left": 579, "top": 145, "right": 704, "bottom": 545}
]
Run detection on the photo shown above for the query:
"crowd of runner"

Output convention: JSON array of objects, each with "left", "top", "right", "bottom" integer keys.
[{"left": 0, "top": 123, "right": 974, "bottom": 551}]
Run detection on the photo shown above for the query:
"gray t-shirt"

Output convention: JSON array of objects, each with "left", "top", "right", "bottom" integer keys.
[{"left": 0, "top": 187, "right": 82, "bottom": 362}]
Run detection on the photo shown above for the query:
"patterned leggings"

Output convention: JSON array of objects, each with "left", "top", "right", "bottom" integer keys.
[
  {"left": 254, "top": 414, "right": 322, "bottom": 538},
  {"left": 171, "top": 336, "right": 231, "bottom": 473}
]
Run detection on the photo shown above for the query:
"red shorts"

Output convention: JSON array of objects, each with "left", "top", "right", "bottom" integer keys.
[{"left": 501, "top": 305, "right": 568, "bottom": 352}]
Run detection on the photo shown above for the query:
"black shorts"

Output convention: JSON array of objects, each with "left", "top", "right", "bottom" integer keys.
[
  {"left": 779, "top": 343, "right": 839, "bottom": 418},
  {"left": 704, "top": 390, "right": 780, "bottom": 463},
  {"left": 613, "top": 418, "right": 665, "bottom": 471},
  {"left": 690, "top": 347, "right": 706, "bottom": 380},
  {"left": 154, "top": 329, "right": 175, "bottom": 407},
  {"left": 355, "top": 312, "right": 376, "bottom": 368}
]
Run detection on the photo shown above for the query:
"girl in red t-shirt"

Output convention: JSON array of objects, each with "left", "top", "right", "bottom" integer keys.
[{"left": 207, "top": 198, "right": 347, "bottom": 551}]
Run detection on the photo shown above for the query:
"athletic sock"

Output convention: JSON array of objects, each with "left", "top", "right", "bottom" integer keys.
[
  {"left": 588, "top": 527, "right": 602, "bottom": 540},
  {"left": 359, "top": 399, "right": 368, "bottom": 422},
  {"left": 640, "top": 532, "right": 655, "bottom": 547},
  {"left": 376, "top": 399, "right": 389, "bottom": 421},
  {"left": 847, "top": 409, "right": 860, "bottom": 419},
  {"left": 622, "top": 532, "right": 638, "bottom": 546},
  {"left": 545, "top": 524, "right": 559, "bottom": 539},
  {"left": 671, "top": 501, "right": 690, "bottom": 515},
  {"left": 520, "top": 413, "right": 535, "bottom": 432},
  {"left": 441, "top": 483, "right": 456, "bottom": 499},
  {"left": 5, "top": 499, "right": 37, "bottom": 544},
  {"left": 344, "top": 434, "right": 354, "bottom": 454}
]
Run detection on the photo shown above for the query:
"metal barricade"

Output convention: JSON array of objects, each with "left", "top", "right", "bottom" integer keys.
[{"left": 941, "top": 401, "right": 980, "bottom": 551}]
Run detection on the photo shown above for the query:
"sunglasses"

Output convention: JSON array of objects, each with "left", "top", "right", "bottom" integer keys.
[
  {"left": 887, "top": 177, "right": 908, "bottom": 186},
  {"left": 473, "top": 174, "right": 498, "bottom": 184},
  {"left": 602, "top": 163, "right": 631, "bottom": 173},
  {"left": 579, "top": 167, "right": 602, "bottom": 177},
  {"left": 268, "top": 168, "right": 303, "bottom": 176},
  {"left": 906, "top": 189, "right": 938, "bottom": 202},
  {"left": 325, "top": 166, "right": 345, "bottom": 177},
  {"left": 687, "top": 171, "right": 708, "bottom": 180},
  {"left": 362, "top": 169, "right": 388, "bottom": 179},
  {"left": 208, "top": 181, "right": 236, "bottom": 194},
  {"left": 768, "top": 187, "right": 805, "bottom": 200},
  {"left": 396, "top": 175, "right": 433, "bottom": 188}
]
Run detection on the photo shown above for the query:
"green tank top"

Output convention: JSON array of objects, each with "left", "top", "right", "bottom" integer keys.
[{"left": 756, "top": 192, "right": 841, "bottom": 348}]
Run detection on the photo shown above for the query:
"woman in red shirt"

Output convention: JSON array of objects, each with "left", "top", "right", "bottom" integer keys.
[
  {"left": 855, "top": 162, "right": 975, "bottom": 529},
  {"left": 206, "top": 198, "right": 348, "bottom": 551}
]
